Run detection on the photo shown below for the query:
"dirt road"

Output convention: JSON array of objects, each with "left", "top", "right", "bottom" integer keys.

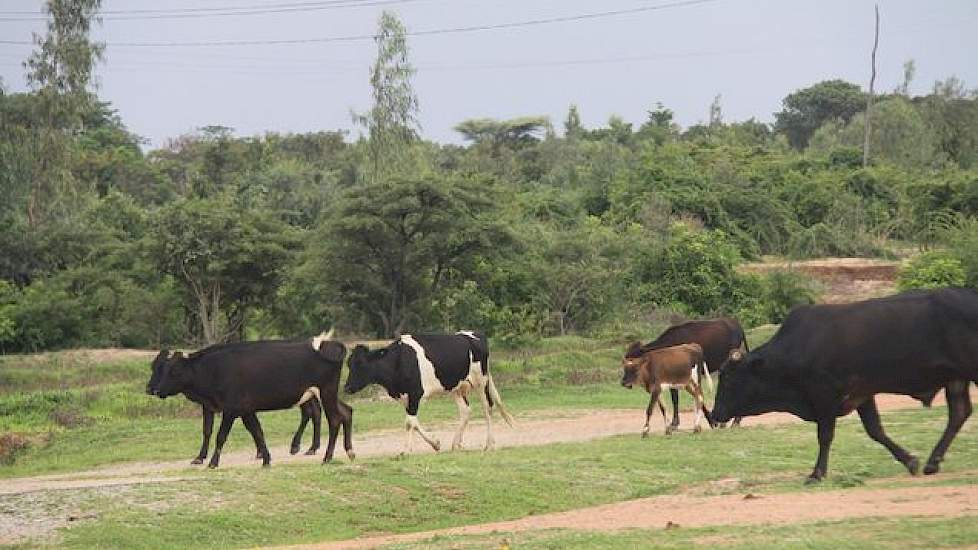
[
  {"left": 279, "top": 482, "right": 978, "bottom": 550},
  {"left": 0, "top": 392, "right": 941, "bottom": 496}
]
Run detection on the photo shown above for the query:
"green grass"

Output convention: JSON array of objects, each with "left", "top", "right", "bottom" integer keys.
[
  {"left": 383, "top": 516, "right": 978, "bottom": 549},
  {"left": 21, "top": 406, "right": 978, "bottom": 549},
  {"left": 0, "top": 328, "right": 778, "bottom": 476}
]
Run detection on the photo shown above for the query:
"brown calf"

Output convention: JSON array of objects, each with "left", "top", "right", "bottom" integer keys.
[{"left": 621, "top": 343, "right": 713, "bottom": 437}]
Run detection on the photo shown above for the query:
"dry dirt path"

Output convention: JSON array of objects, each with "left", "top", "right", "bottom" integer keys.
[
  {"left": 277, "top": 482, "right": 978, "bottom": 550},
  {"left": 0, "top": 392, "right": 945, "bottom": 496}
]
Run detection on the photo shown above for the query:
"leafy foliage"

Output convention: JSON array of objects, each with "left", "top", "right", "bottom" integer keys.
[{"left": 897, "top": 251, "right": 966, "bottom": 291}]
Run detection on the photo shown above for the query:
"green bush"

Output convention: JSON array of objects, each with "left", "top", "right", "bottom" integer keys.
[
  {"left": 763, "top": 270, "right": 820, "bottom": 323},
  {"left": 898, "top": 251, "right": 967, "bottom": 291}
]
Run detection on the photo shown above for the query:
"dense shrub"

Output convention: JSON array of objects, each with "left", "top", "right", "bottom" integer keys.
[{"left": 897, "top": 251, "right": 966, "bottom": 291}]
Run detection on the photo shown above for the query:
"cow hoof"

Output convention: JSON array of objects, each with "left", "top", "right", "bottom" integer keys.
[
  {"left": 906, "top": 456, "right": 921, "bottom": 475},
  {"left": 641, "top": 431, "right": 649, "bottom": 439},
  {"left": 432, "top": 441, "right": 441, "bottom": 452},
  {"left": 346, "top": 450, "right": 356, "bottom": 461},
  {"left": 262, "top": 462, "right": 271, "bottom": 468},
  {"left": 804, "top": 475, "right": 822, "bottom": 485},
  {"left": 290, "top": 445, "right": 301, "bottom": 455},
  {"left": 693, "top": 425, "right": 703, "bottom": 434},
  {"left": 924, "top": 461, "right": 940, "bottom": 475},
  {"left": 207, "top": 463, "right": 219, "bottom": 470},
  {"left": 191, "top": 458, "right": 204, "bottom": 465},
  {"left": 664, "top": 428, "right": 675, "bottom": 436},
  {"left": 304, "top": 448, "right": 318, "bottom": 456}
]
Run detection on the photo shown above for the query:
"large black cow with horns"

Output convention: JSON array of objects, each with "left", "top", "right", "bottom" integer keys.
[{"left": 713, "top": 288, "right": 978, "bottom": 483}]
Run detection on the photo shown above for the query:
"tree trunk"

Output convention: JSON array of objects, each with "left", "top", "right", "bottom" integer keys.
[{"left": 862, "top": 4, "right": 880, "bottom": 168}]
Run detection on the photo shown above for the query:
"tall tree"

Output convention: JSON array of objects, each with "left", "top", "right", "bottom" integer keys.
[
  {"left": 862, "top": 4, "right": 880, "bottom": 167},
  {"left": 353, "top": 10, "right": 419, "bottom": 182},
  {"left": 709, "top": 94, "right": 723, "bottom": 127},
  {"left": 564, "top": 104, "right": 583, "bottom": 140},
  {"left": 22, "top": 0, "right": 104, "bottom": 226},
  {"left": 774, "top": 80, "right": 866, "bottom": 149},
  {"left": 308, "top": 175, "right": 507, "bottom": 337}
]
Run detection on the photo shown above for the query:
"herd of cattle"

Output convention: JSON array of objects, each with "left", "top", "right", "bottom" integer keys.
[{"left": 146, "top": 287, "right": 978, "bottom": 483}]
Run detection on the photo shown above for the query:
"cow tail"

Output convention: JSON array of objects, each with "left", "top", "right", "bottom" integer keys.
[{"left": 486, "top": 374, "right": 515, "bottom": 427}]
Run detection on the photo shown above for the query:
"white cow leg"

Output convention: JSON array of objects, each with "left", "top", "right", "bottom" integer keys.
[
  {"left": 690, "top": 385, "right": 704, "bottom": 433},
  {"left": 407, "top": 414, "right": 441, "bottom": 452},
  {"left": 451, "top": 391, "right": 472, "bottom": 451},
  {"left": 476, "top": 383, "right": 495, "bottom": 450},
  {"left": 403, "top": 415, "right": 415, "bottom": 455}
]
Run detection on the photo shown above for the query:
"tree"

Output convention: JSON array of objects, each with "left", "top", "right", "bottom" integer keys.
[
  {"left": 21, "top": 0, "right": 104, "bottom": 227},
  {"left": 352, "top": 10, "right": 419, "bottom": 182},
  {"left": 810, "top": 97, "right": 938, "bottom": 169},
  {"left": 774, "top": 79, "right": 866, "bottom": 149},
  {"left": 454, "top": 116, "right": 549, "bottom": 152},
  {"left": 564, "top": 104, "right": 583, "bottom": 140},
  {"left": 307, "top": 175, "right": 508, "bottom": 337},
  {"left": 709, "top": 94, "right": 723, "bottom": 127},
  {"left": 896, "top": 59, "right": 916, "bottom": 96},
  {"left": 147, "top": 197, "right": 299, "bottom": 345}
]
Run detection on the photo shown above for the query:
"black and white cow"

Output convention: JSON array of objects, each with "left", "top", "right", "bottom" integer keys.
[{"left": 344, "top": 331, "right": 514, "bottom": 454}]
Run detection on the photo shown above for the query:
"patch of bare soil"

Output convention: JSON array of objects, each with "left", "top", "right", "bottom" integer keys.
[
  {"left": 739, "top": 257, "right": 901, "bottom": 304},
  {"left": 279, "top": 484, "right": 978, "bottom": 550}
]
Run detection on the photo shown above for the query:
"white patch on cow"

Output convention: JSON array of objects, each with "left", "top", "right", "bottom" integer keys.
[
  {"left": 661, "top": 383, "right": 687, "bottom": 390},
  {"left": 293, "top": 386, "right": 320, "bottom": 407},
  {"left": 456, "top": 330, "right": 477, "bottom": 340},
  {"left": 400, "top": 335, "right": 446, "bottom": 398},
  {"left": 310, "top": 328, "right": 335, "bottom": 351}
]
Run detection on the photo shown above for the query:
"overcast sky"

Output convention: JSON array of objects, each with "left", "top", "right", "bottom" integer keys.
[{"left": 2, "top": 0, "right": 976, "bottom": 148}]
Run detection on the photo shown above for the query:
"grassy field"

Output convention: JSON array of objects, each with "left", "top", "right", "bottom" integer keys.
[
  {"left": 8, "top": 406, "right": 978, "bottom": 548},
  {"left": 1, "top": 329, "right": 779, "bottom": 477},
  {"left": 384, "top": 516, "right": 978, "bottom": 550},
  {"left": 7, "top": 326, "right": 978, "bottom": 549}
]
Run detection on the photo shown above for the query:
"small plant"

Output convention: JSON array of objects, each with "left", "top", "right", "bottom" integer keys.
[
  {"left": 897, "top": 251, "right": 966, "bottom": 291},
  {"left": 0, "top": 433, "right": 31, "bottom": 465}
]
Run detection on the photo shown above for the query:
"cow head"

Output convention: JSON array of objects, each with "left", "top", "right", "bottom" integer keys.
[
  {"left": 344, "top": 345, "right": 375, "bottom": 395},
  {"left": 620, "top": 357, "right": 647, "bottom": 389},
  {"left": 712, "top": 349, "right": 814, "bottom": 423},
  {"left": 155, "top": 351, "right": 192, "bottom": 398},
  {"left": 146, "top": 350, "right": 170, "bottom": 396}
]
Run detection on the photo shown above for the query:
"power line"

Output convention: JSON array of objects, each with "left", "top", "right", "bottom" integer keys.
[
  {"left": 0, "top": 0, "right": 425, "bottom": 22},
  {"left": 0, "top": 0, "right": 722, "bottom": 47}
]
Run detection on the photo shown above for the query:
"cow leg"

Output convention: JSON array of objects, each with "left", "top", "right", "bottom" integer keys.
[
  {"left": 925, "top": 380, "right": 972, "bottom": 475},
  {"left": 856, "top": 399, "right": 919, "bottom": 475},
  {"left": 642, "top": 390, "right": 657, "bottom": 438},
  {"left": 403, "top": 397, "right": 440, "bottom": 454},
  {"left": 669, "top": 388, "right": 681, "bottom": 431},
  {"left": 732, "top": 417, "right": 742, "bottom": 427},
  {"left": 477, "top": 381, "right": 495, "bottom": 450},
  {"left": 451, "top": 391, "right": 471, "bottom": 451},
  {"left": 807, "top": 416, "right": 837, "bottom": 483},
  {"left": 241, "top": 413, "right": 271, "bottom": 467},
  {"left": 339, "top": 399, "right": 355, "bottom": 460},
  {"left": 208, "top": 413, "right": 237, "bottom": 469},
  {"left": 322, "top": 401, "right": 343, "bottom": 463},
  {"left": 688, "top": 384, "right": 704, "bottom": 433},
  {"left": 305, "top": 398, "right": 323, "bottom": 456},
  {"left": 193, "top": 407, "right": 214, "bottom": 465},
  {"left": 290, "top": 400, "right": 314, "bottom": 455}
]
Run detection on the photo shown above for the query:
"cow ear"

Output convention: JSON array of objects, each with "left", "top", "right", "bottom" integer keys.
[
  {"left": 172, "top": 351, "right": 185, "bottom": 360},
  {"left": 320, "top": 341, "right": 347, "bottom": 363}
]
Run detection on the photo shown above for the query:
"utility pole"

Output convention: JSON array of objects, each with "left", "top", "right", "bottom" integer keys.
[{"left": 863, "top": 4, "right": 880, "bottom": 168}]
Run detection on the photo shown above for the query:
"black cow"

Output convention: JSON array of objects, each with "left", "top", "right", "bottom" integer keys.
[
  {"left": 150, "top": 332, "right": 354, "bottom": 468},
  {"left": 147, "top": 350, "right": 324, "bottom": 463},
  {"left": 626, "top": 317, "right": 748, "bottom": 431},
  {"left": 344, "top": 331, "right": 514, "bottom": 454},
  {"left": 712, "top": 288, "right": 978, "bottom": 483}
]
